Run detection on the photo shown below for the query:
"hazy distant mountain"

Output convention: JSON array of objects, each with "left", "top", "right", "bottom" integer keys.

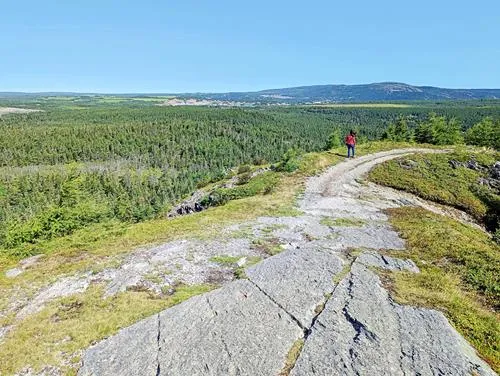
[
  {"left": 2, "top": 82, "right": 499, "bottom": 103},
  {"left": 187, "top": 82, "right": 500, "bottom": 103}
]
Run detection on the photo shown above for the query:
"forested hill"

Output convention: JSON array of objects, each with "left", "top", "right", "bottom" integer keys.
[
  {"left": 186, "top": 82, "right": 500, "bottom": 103},
  {"left": 2, "top": 82, "right": 500, "bottom": 104}
]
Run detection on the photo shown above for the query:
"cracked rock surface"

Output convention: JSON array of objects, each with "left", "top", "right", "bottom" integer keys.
[
  {"left": 79, "top": 280, "right": 303, "bottom": 376},
  {"left": 77, "top": 149, "right": 496, "bottom": 376},
  {"left": 291, "top": 259, "right": 494, "bottom": 376},
  {"left": 246, "top": 247, "right": 343, "bottom": 328}
]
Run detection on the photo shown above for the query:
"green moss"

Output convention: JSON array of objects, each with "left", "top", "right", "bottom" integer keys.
[
  {"left": 320, "top": 217, "right": 366, "bottom": 227},
  {"left": 209, "top": 255, "right": 241, "bottom": 265},
  {"left": 368, "top": 151, "right": 499, "bottom": 222}
]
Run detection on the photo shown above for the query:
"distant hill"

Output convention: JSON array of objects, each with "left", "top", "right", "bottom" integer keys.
[
  {"left": 185, "top": 82, "right": 500, "bottom": 103},
  {"left": 1, "top": 82, "right": 500, "bottom": 104}
]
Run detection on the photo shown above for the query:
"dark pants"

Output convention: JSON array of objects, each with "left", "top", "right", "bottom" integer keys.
[{"left": 347, "top": 144, "right": 355, "bottom": 158}]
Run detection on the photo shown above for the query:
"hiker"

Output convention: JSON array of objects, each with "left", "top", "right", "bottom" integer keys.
[{"left": 345, "top": 130, "right": 356, "bottom": 158}]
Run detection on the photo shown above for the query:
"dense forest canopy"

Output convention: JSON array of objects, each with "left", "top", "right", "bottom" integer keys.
[{"left": 0, "top": 99, "right": 498, "bottom": 251}]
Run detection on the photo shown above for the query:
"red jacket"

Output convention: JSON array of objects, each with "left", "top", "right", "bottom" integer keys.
[{"left": 345, "top": 134, "right": 356, "bottom": 145}]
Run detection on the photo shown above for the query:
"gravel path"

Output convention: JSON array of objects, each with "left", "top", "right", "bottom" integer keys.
[{"left": 69, "top": 150, "right": 497, "bottom": 375}]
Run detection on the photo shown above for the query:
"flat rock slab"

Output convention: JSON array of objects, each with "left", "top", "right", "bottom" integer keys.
[
  {"left": 257, "top": 216, "right": 332, "bottom": 240},
  {"left": 357, "top": 251, "right": 419, "bottom": 272},
  {"left": 79, "top": 280, "right": 303, "bottom": 376},
  {"left": 291, "top": 260, "right": 495, "bottom": 376},
  {"left": 330, "top": 224, "right": 406, "bottom": 250},
  {"left": 301, "top": 196, "right": 396, "bottom": 221},
  {"left": 17, "top": 275, "right": 90, "bottom": 319},
  {"left": 396, "top": 305, "right": 495, "bottom": 376},
  {"left": 78, "top": 315, "right": 159, "bottom": 376},
  {"left": 246, "top": 247, "right": 344, "bottom": 328}
]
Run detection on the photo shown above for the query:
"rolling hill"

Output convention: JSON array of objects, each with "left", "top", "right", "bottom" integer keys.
[
  {"left": 1, "top": 82, "right": 500, "bottom": 104},
  {"left": 186, "top": 82, "right": 500, "bottom": 103}
]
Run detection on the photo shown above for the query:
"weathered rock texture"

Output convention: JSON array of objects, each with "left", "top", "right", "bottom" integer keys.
[
  {"left": 246, "top": 247, "right": 344, "bottom": 327},
  {"left": 79, "top": 280, "right": 303, "bottom": 376},
  {"left": 75, "top": 149, "right": 496, "bottom": 376},
  {"left": 291, "top": 259, "right": 495, "bottom": 376},
  {"left": 79, "top": 315, "right": 158, "bottom": 376}
]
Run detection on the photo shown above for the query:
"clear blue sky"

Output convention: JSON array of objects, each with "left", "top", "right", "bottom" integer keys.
[{"left": 1, "top": 0, "right": 499, "bottom": 93}]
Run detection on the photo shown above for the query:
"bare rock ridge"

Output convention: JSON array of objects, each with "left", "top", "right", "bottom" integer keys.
[{"left": 78, "top": 149, "right": 496, "bottom": 376}]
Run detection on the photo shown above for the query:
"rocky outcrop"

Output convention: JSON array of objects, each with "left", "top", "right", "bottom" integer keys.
[
  {"left": 78, "top": 250, "right": 495, "bottom": 376},
  {"left": 168, "top": 168, "right": 271, "bottom": 217},
  {"left": 79, "top": 280, "right": 304, "bottom": 376},
  {"left": 246, "top": 247, "right": 344, "bottom": 328},
  {"left": 291, "top": 259, "right": 494, "bottom": 376},
  {"left": 449, "top": 159, "right": 500, "bottom": 190},
  {"left": 74, "top": 149, "right": 496, "bottom": 376}
]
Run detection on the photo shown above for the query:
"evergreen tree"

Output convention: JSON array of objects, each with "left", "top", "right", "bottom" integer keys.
[
  {"left": 382, "top": 117, "right": 412, "bottom": 142},
  {"left": 382, "top": 123, "right": 396, "bottom": 141},
  {"left": 465, "top": 117, "right": 500, "bottom": 149},
  {"left": 415, "top": 113, "right": 463, "bottom": 145},
  {"left": 393, "top": 117, "right": 412, "bottom": 142},
  {"left": 325, "top": 128, "right": 342, "bottom": 149}
]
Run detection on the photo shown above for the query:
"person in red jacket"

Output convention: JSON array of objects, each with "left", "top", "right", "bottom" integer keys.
[{"left": 345, "top": 130, "right": 357, "bottom": 158}]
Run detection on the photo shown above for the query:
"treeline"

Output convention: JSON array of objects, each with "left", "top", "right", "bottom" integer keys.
[
  {"left": 380, "top": 114, "right": 499, "bottom": 148},
  {"left": 0, "top": 105, "right": 498, "bottom": 251},
  {"left": 299, "top": 104, "right": 500, "bottom": 132}
]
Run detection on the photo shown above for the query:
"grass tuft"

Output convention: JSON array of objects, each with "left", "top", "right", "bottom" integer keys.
[
  {"left": 209, "top": 255, "right": 241, "bottom": 265},
  {"left": 320, "top": 217, "right": 366, "bottom": 227},
  {"left": 251, "top": 237, "right": 284, "bottom": 256},
  {"left": 233, "top": 256, "right": 262, "bottom": 280},
  {"left": 279, "top": 338, "right": 305, "bottom": 376}
]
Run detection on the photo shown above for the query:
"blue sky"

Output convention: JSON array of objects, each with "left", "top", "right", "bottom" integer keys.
[{"left": 1, "top": 0, "right": 499, "bottom": 92}]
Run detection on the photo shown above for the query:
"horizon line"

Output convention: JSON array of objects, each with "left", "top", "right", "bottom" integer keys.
[{"left": 2, "top": 81, "right": 500, "bottom": 96}]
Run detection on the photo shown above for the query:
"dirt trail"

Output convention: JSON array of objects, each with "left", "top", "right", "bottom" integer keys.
[
  {"left": 8, "top": 149, "right": 495, "bottom": 375},
  {"left": 301, "top": 148, "right": 480, "bottom": 226}
]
